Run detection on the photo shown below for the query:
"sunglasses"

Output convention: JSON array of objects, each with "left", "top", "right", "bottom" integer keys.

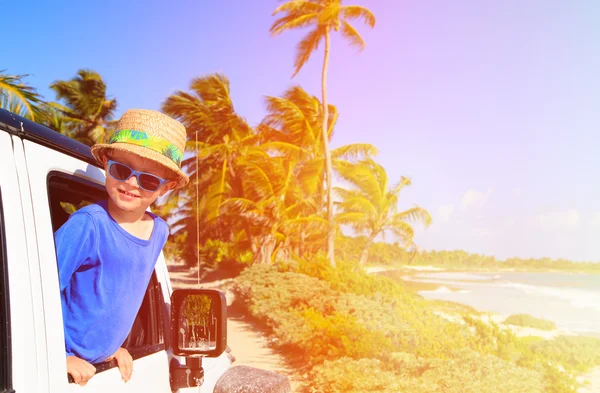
[{"left": 107, "top": 160, "right": 169, "bottom": 192}]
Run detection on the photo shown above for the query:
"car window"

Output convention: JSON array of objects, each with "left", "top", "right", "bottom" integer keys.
[
  {"left": 0, "top": 188, "right": 13, "bottom": 392},
  {"left": 122, "top": 272, "right": 165, "bottom": 355},
  {"left": 47, "top": 173, "right": 165, "bottom": 370}
]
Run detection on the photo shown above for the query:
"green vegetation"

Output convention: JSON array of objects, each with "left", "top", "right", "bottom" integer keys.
[
  {"left": 48, "top": 69, "right": 117, "bottom": 145},
  {"left": 233, "top": 263, "right": 600, "bottom": 393},
  {"left": 337, "top": 235, "right": 600, "bottom": 273},
  {"left": 0, "top": 71, "right": 45, "bottom": 121},
  {"left": 531, "top": 337, "right": 600, "bottom": 373},
  {"left": 335, "top": 159, "right": 431, "bottom": 265},
  {"left": 271, "top": 0, "right": 376, "bottom": 267},
  {"left": 505, "top": 314, "right": 557, "bottom": 331}
]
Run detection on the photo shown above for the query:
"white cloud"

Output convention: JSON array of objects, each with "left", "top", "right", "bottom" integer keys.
[
  {"left": 531, "top": 208, "right": 581, "bottom": 230},
  {"left": 438, "top": 204, "right": 455, "bottom": 222},
  {"left": 461, "top": 187, "right": 493, "bottom": 210}
]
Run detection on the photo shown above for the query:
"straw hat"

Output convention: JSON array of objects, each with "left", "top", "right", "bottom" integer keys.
[{"left": 91, "top": 109, "right": 189, "bottom": 189}]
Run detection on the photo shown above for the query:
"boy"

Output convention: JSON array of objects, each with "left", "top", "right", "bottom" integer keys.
[{"left": 54, "top": 109, "right": 189, "bottom": 386}]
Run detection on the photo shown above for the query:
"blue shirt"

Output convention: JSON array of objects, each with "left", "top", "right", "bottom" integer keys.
[{"left": 55, "top": 201, "right": 168, "bottom": 363}]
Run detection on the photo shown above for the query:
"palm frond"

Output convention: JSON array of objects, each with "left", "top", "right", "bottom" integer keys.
[
  {"left": 336, "top": 195, "right": 377, "bottom": 217},
  {"left": 241, "top": 163, "right": 276, "bottom": 201},
  {"left": 272, "top": 1, "right": 323, "bottom": 17},
  {"left": 296, "top": 158, "right": 325, "bottom": 197},
  {"left": 385, "top": 219, "right": 415, "bottom": 246},
  {"left": 261, "top": 141, "right": 307, "bottom": 156},
  {"left": 262, "top": 92, "right": 318, "bottom": 147},
  {"left": 280, "top": 216, "right": 329, "bottom": 233},
  {"left": 340, "top": 20, "right": 366, "bottom": 49},
  {"left": 335, "top": 211, "right": 366, "bottom": 224},
  {"left": 333, "top": 159, "right": 383, "bottom": 202},
  {"left": 50, "top": 69, "right": 110, "bottom": 119},
  {"left": 326, "top": 102, "right": 338, "bottom": 140},
  {"left": 163, "top": 73, "right": 253, "bottom": 144},
  {"left": 333, "top": 187, "right": 361, "bottom": 202},
  {"left": 271, "top": 13, "right": 319, "bottom": 35},
  {"left": 341, "top": 5, "right": 376, "bottom": 28},
  {"left": 331, "top": 143, "right": 377, "bottom": 161},
  {"left": 391, "top": 207, "right": 432, "bottom": 227},
  {"left": 220, "top": 197, "right": 258, "bottom": 214},
  {"left": 293, "top": 26, "right": 325, "bottom": 77},
  {"left": 0, "top": 73, "right": 43, "bottom": 120}
]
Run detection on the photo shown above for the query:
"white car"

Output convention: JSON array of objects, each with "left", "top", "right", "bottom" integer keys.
[{"left": 0, "top": 108, "right": 232, "bottom": 393}]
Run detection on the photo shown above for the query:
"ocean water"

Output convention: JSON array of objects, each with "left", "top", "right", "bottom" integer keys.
[{"left": 401, "top": 271, "right": 600, "bottom": 335}]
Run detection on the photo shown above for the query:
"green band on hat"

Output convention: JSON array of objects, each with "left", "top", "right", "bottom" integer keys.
[{"left": 108, "top": 129, "right": 183, "bottom": 167}]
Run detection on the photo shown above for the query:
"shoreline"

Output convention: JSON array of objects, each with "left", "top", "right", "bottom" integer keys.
[
  {"left": 364, "top": 263, "right": 600, "bottom": 275},
  {"left": 368, "top": 264, "right": 596, "bottom": 339},
  {"left": 367, "top": 264, "right": 600, "bottom": 392}
]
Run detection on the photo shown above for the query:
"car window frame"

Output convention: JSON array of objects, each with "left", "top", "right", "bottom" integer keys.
[
  {"left": 47, "top": 172, "right": 167, "bottom": 375},
  {"left": 0, "top": 188, "right": 14, "bottom": 393}
]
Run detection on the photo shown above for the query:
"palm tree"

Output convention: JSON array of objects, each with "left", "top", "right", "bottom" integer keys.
[
  {"left": 271, "top": 0, "right": 376, "bottom": 267},
  {"left": 162, "top": 74, "right": 300, "bottom": 266},
  {"left": 162, "top": 74, "right": 253, "bottom": 264},
  {"left": 49, "top": 69, "right": 117, "bottom": 146},
  {"left": 220, "top": 154, "right": 328, "bottom": 264},
  {"left": 260, "top": 85, "right": 336, "bottom": 210},
  {"left": 334, "top": 158, "right": 432, "bottom": 266},
  {"left": 260, "top": 85, "right": 376, "bottom": 255},
  {"left": 0, "top": 71, "right": 44, "bottom": 121}
]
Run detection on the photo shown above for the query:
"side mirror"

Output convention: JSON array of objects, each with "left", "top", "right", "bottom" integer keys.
[{"left": 171, "top": 289, "right": 227, "bottom": 358}]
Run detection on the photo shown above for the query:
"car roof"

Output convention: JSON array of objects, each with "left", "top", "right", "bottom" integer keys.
[{"left": 0, "top": 108, "right": 98, "bottom": 166}]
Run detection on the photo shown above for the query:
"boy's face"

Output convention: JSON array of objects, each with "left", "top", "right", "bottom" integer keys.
[{"left": 103, "top": 149, "right": 177, "bottom": 214}]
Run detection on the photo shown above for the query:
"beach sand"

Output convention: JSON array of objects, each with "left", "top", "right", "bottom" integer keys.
[
  {"left": 365, "top": 264, "right": 444, "bottom": 274},
  {"left": 577, "top": 368, "right": 600, "bottom": 393}
]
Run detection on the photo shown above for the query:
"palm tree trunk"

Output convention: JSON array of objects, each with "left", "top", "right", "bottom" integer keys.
[
  {"left": 299, "top": 225, "right": 305, "bottom": 258},
  {"left": 359, "top": 233, "right": 378, "bottom": 266},
  {"left": 322, "top": 29, "right": 336, "bottom": 268}
]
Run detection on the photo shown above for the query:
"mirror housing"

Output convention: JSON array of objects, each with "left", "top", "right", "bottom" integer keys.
[{"left": 171, "top": 289, "right": 227, "bottom": 357}]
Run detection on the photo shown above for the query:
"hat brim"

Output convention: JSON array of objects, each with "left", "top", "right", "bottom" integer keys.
[{"left": 91, "top": 143, "right": 189, "bottom": 190}]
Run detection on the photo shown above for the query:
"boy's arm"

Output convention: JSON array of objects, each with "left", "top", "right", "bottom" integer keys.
[{"left": 55, "top": 213, "right": 97, "bottom": 292}]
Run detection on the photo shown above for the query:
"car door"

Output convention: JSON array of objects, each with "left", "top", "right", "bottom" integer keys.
[
  {"left": 22, "top": 139, "right": 172, "bottom": 393},
  {"left": 0, "top": 132, "right": 41, "bottom": 393}
]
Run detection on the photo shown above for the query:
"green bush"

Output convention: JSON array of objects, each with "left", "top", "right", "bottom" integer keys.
[
  {"left": 417, "top": 349, "right": 546, "bottom": 393},
  {"left": 505, "top": 314, "right": 557, "bottom": 331},
  {"left": 199, "top": 239, "right": 253, "bottom": 269},
  {"left": 307, "top": 350, "right": 546, "bottom": 393},
  {"left": 233, "top": 265, "right": 412, "bottom": 365},
  {"left": 233, "top": 264, "right": 589, "bottom": 393},
  {"left": 531, "top": 336, "right": 600, "bottom": 372},
  {"left": 307, "top": 358, "right": 402, "bottom": 393},
  {"left": 295, "top": 256, "right": 411, "bottom": 300}
]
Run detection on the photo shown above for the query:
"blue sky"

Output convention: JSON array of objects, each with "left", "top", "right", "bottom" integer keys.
[{"left": 3, "top": 0, "right": 600, "bottom": 262}]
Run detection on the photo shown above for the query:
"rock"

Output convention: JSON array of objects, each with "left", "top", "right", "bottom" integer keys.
[{"left": 214, "top": 366, "right": 292, "bottom": 393}]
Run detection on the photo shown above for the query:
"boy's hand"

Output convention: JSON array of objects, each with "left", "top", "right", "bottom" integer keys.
[
  {"left": 66, "top": 356, "right": 96, "bottom": 386},
  {"left": 105, "top": 347, "right": 133, "bottom": 382}
]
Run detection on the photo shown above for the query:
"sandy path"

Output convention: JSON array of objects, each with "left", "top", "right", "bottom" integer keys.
[
  {"left": 577, "top": 368, "right": 600, "bottom": 393},
  {"left": 167, "top": 262, "right": 301, "bottom": 392}
]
